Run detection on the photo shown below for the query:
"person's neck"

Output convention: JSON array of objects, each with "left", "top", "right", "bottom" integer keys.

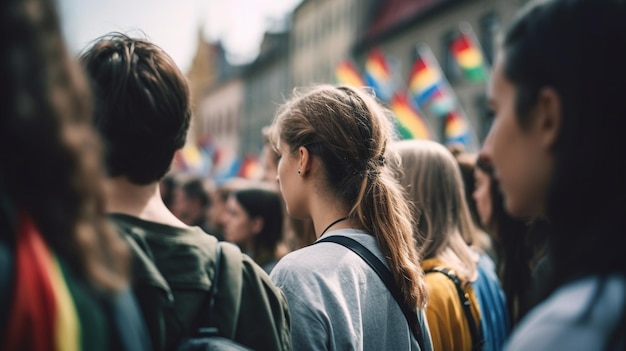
[
  {"left": 309, "top": 197, "right": 352, "bottom": 238},
  {"left": 105, "top": 176, "right": 189, "bottom": 228}
]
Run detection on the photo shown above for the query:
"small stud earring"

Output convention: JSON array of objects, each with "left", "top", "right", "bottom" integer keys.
[{"left": 297, "top": 170, "right": 301, "bottom": 175}]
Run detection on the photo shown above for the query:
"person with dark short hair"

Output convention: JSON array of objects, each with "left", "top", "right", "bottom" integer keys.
[{"left": 80, "top": 33, "right": 291, "bottom": 351}]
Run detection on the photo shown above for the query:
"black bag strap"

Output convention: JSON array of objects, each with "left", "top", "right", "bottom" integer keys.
[
  {"left": 316, "top": 235, "right": 426, "bottom": 350},
  {"left": 195, "top": 242, "right": 222, "bottom": 336},
  {"left": 424, "top": 267, "right": 483, "bottom": 351}
]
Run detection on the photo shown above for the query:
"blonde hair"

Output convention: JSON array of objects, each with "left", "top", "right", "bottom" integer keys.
[
  {"left": 271, "top": 84, "right": 427, "bottom": 308},
  {"left": 392, "top": 139, "right": 480, "bottom": 284}
]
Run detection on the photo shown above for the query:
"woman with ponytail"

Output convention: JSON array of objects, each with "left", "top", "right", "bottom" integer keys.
[{"left": 269, "top": 84, "right": 432, "bottom": 350}]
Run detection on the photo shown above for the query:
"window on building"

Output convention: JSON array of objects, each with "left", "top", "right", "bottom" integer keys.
[
  {"left": 480, "top": 12, "right": 500, "bottom": 65},
  {"left": 442, "top": 30, "right": 461, "bottom": 84}
]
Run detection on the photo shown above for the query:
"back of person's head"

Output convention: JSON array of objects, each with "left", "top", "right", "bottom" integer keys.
[
  {"left": 392, "top": 139, "right": 479, "bottom": 283},
  {"left": 501, "top": 0, "right": 626, "bottom": 284},
  {"left": 453, "top": 151, "right": 482, "bottom": 229},
  {"left": 231, "top": 187, "right": 284, "bottom": 254},
  {"left": 79, "top": 33, "right": 191, "bottom": 185},
  {"left": 182, "top": 178, "right": 210, "bottom": 209},
  {"left": 0, "top": 0, "right": 127, "bottom": 291},
  {"left": 271, "top": 84, "right": 427, "bottom": 308}
]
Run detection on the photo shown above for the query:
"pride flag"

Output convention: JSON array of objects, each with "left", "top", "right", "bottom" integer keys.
[
  {"left": 364, "top": 49, "right": 394, "bottom": 102},
  {"left": 444, "top": 111, "right": 471, "bottom": 146},
  {"left": 429, "top": 86, "right": 457, "bottom": 118},
  {"left": 450, "top": 26, "right": 489, "bottom": 82},
  {"left": 2, "top": 214, "right": 94, "bottom": 351},
  {"left": 390, "top": 93, "right": 431, "bottom": 140},
  {"left": 238, "top": 155, "right": 262, "bottom": 179},
  {"left": 335, "top": 60, "right": 365, "bottom": 87},
  {"left": 408, "top": 47, "right": 443, "bottom": 107},
  {"left": 172, "top": 143, "right": 212, "bottom": 176}
]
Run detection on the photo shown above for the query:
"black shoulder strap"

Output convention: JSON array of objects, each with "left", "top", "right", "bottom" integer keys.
[
  {"left": 424, "top": 267, "right": 483, "bottom": 351},
  {"left": 0, "top": 240, "right": 13, "bottom": 333},
  {"left": 316, "top": 235, "right": 425, "bottom": 350},
  {"left": 195, "top": 243, "right": 222, "bottom": 336}
]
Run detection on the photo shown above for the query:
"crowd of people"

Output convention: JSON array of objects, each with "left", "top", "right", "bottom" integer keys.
[{"left": 2, "top": 0, "right": 625, "bottom": 350}]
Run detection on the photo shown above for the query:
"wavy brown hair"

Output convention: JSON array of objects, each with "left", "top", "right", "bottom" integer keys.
[
  {"left": 0, "top": 0, "right": 128, "bottom": 291},
  {"left": 392, "top": 140, "right": 480, "bottom": 284},
  {"left": 271, "top": 84, "right": 427, "bottom": 308}
]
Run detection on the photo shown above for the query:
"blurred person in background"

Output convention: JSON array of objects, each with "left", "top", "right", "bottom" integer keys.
[
  {"left": 393, "top": 139, "right": 507, "bottom": 351},
  {"left": 206, "top": 176, "right": 250, "bottom": 241},
  {"left": 0, "top": 0, "right": 148, "bottom": 349},
  {"left": 159, "top": 174, "right": 178, "bottom": 212},
  {"left": 81, "top": 33, "right": 291, "bottom": 351},
  {"left": 482, "top": 0, "right": 626, "bottom": 348},
  {"left": 450, "top": 149, "right": 483, "bottom": 234},
  {"left": 173, "top": 177, "right": 212, "bottom": 234},
  {"left": 223, "top": 185, "right": 284, "bottom": 273}
]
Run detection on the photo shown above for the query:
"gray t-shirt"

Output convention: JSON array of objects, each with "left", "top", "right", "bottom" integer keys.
[
  {"left": 506, "top": 274, "right": 626, "bottom": 350},
  {"left": 270, "top": 229, "right": 433, "bottom": 351}
]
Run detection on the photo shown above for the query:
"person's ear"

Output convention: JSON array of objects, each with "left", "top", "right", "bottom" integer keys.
[
  {"left": 298, "top": 146, "right": 311, "bottom": 176},
  {"left": 251, "top": 217, "right": 264, "bottom": 235},
  {"left": 534, "top": 87, "right": 562, "bottom": 151}
]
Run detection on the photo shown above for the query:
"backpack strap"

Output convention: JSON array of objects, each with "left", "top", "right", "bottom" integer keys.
[
  {"left": 0, "top": 240, "right": 13, "bottom": 333},
  {"left": 118, "top": 225, "right": 185, "bottom": 350},
  {"left": 425, "top": 267, "right": 483, "bottom": 351},
  {"left": 208, "top": 242, "right": 243, "bottom": 340},
  {"left": 194, "top": 243, "right": 222, "bottom": 336},
  {"left": 316, "top": 235, "right": 426, "bottom": 351}
]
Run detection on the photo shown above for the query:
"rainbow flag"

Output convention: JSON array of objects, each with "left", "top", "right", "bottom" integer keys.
[
  {"left": 428, "top": 86, "right": 456, "bottom": 117},
  {"left": 444, "top": 111, "right": 471, "bottom": 146},
  {"left": 408, "top": 49, "right": 443, "bottom": 107},
  {"left": 335, "top": 60, "right": 365, "bottom": 87},
  {"left": 390, "top": 93, "right": 431, "bottom": 140},
  {"left": 238, "top": 155, "right": 262, "bottom": 179},
  {"left": 172, "top": 143, "right": 212, "bottom": 176},
  {"left": 2, "top": 214, "right": 90, "bottom": 351},
  {"left": 450, "top": 29, "right": 489, "bottom": 82},
  {"left": 364, "top": 48, "right": 394, "bottom": 102}
]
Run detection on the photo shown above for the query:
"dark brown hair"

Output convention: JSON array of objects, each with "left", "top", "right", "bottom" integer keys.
[
  {"left": 80, "top": 33, "right": 191, "bottom": 184},
  {"left": 0, "top": 0, "right": 128, "bottom": 291}
]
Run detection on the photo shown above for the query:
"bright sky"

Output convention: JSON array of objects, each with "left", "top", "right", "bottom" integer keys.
[{"left": 58, "top": 0, "right": 302, "bottom": 73}]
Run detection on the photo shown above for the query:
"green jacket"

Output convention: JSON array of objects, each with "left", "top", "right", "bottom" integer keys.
[{"left": 109, "top": 214, "right": 291, "bottom": 351}]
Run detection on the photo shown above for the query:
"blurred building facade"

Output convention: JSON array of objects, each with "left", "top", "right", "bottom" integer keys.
[
  {"left": 290, "top": 0, "right": 372, "bottom": 87},
  {"left": 241, "top": 32, "right": 289, "bottom": 156},
  {"left": 185, "top": 0, "right": 527, "bottom": 177}
]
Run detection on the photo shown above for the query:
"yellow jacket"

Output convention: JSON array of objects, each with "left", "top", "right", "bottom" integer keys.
[{"left": 423, "top": 257, "right": 481, "bottom": 351}]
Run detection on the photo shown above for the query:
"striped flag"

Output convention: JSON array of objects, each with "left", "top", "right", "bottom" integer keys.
[
  {"left": 444, "top": 110, "right": 471, "bottom": 146},
  {"left": 409, "top": 44, "right": 457, "bottom": 118},
  {"left": 364, "top": 48, "right": 394, "bottom": 102},
  {"left": 390, "top": 93, "right": 431, "bottom": 140},
  {"left": 450, "top": 23, "right": 489, "bottom": 83},
  {"left": 408, "top": 50, "right": 442, "bottom": 107},
  {"left": 335, "top": 60, "right": 365, "bottom": 87},
  {"left": 238, "top": 155, "right": 262, "bottom": 179},
  {"left": 3, "top": 214, "right": 89, "bottom": 351}
]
